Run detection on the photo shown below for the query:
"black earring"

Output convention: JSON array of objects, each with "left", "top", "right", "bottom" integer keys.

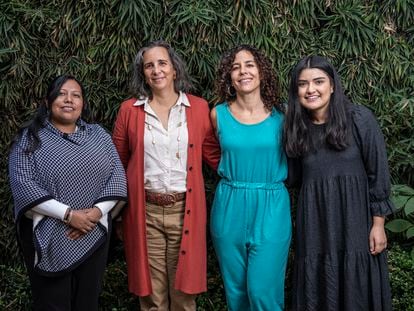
[{"left": 227, "top": 85, "right": 236, "bottom": 97}]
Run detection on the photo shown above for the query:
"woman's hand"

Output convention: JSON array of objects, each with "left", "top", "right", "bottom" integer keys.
[
  {"left": 83, "top": 207, "right": 103, "bottom": 223},
  {"left": 68, "top": 209, "right": 97, "bottom": 233},
  {"left": 66, "top": 228, "right": 86, "bottom": 240},
  {"left": 369, "top": 216, "right": 387, "bottom": 255},
  {"left": 65, "top": 207, "right": 102, "bottom": 239}
]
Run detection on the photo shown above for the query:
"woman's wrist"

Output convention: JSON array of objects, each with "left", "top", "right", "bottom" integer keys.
[
  {"left": 372, "top": 215, "right": 385, "bottom": 227},
  {"left": 63, "top": 208, "right": 73, "bottom": 224},
  {"left": 93, "top": 206, "right": 103, "bottom": 218}
]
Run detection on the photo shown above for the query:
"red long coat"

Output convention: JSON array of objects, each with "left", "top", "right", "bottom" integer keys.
[{"left": 112, "top": 94, "right": 220, "bottom": 296}]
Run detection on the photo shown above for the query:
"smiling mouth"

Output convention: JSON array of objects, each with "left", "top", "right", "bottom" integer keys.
[
  {"left": 62, "top": 106, "right": 75, "bottom": 111},
  {"left": 306, "top": 95, "right": 319, "bottom": 101},
  {"left": 151, "top": 77, "right": 165, "bottom": 82}
]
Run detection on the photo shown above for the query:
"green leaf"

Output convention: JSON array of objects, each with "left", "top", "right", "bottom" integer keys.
[
  {"left": 406, "top": 227, "right": 414, "bottom": 239},
  {"left": 404, "top": 197, "right": 414, "bottom": 216},
  {"left": 411, "top": 248, "right": 414, "bottom": 261},
  {"left": 0, "top": 47, "right": 18, "bottom": 55},
  {"left": 385, "top": 219, "right": 413, "bottom": 233},
  {"left": 391, "top": 195, "right": 410, "bottom": 210},
  {"left": 392, "top": 184, "right": 414, "bottom": 196}
]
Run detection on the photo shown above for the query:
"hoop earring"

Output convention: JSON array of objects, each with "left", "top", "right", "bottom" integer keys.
[{"left": 227, "top": 85, "right": 236, "bottom": 97}]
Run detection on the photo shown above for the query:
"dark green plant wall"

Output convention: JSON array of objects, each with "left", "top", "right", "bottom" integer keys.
[{"left": 1, "top": 0, "right": 413, "bottom": 263}]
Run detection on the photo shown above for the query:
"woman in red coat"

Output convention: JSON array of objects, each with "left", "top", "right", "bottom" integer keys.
[{"left": 113, "top": 40, "right": 220, "bottom": 310}]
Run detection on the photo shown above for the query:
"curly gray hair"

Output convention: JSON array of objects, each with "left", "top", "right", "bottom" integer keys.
[{"left": 130, "top": 40, "right": 192, "bottom": 98}]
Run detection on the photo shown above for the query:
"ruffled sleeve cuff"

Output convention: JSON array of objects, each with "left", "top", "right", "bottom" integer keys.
[{"left": 370, "top": 198, "right": 395, "bottom": 216}]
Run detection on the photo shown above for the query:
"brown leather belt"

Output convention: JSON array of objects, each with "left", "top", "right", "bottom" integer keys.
[{"left": 145, "top": 191, "right": 186, "bottom": 207}]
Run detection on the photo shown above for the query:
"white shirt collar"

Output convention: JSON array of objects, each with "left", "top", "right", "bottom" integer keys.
[{"left": 133, "top": 91, "right": 191, "bottom": 108}]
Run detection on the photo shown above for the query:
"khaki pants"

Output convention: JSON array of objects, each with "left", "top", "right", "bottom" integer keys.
[{"left": 139, "top": 200, "right": 196, "bottom": 311}]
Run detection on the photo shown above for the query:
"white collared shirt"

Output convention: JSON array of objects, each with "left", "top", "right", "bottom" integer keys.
[{"left": 134, "top": 91, "right": 189, "bottom": 193}]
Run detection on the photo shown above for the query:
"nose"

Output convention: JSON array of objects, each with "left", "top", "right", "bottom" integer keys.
[
  {"left": 239, "top": 64, "right": 247, "bottom": 75},
  {"left": 306, "top": 82, "right": 316, "bottom": 93},
  {"left": 64, "top": 93, "right": 73, "bottom": 102},
  {"left": 152, "top": 64, "right": 161, "bottom": 74}
]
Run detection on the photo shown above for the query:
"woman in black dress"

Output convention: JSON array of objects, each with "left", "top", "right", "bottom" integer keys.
[{"left": 284, "top": 55, "right": 394, "bottom": 310}]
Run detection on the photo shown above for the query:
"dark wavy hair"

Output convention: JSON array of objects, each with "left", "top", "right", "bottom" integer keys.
[
  {"left": 215, "top": 44, "right": 282, "bottom": 112},
  {"left": 14, "top": 75, "right": 90, "bottom": 153},
  {"left": 284, "top": 55, "right": 350, "bottom": 158},
  {"left": 130, "top": 40, "right": 192, "bottom": 98}
]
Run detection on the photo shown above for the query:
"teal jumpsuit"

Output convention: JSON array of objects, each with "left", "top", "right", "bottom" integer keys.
[{"left": 211, "top": 103, "right": 291, "bottom": 311}]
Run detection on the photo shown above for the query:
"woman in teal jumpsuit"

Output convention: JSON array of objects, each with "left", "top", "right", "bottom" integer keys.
[{"left": 210, "top": 45, "right": 292, "bottom": 311}]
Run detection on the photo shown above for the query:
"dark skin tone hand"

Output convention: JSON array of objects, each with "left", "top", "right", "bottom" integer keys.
[{"left": 66, "top": 207, "right": 102, "bottom": 240}]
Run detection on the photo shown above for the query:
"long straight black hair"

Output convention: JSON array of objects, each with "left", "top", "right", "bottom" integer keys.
[
  {"left": 14, "top": 75, "right": 90, "bottom": 153},
  {"left": 284, "top": 55, "right": 350, "bottom": 158}
]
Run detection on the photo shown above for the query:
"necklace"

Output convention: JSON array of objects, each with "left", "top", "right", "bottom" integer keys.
[{"left": 146, "top": 105, "right": 184, "bottom": 160}]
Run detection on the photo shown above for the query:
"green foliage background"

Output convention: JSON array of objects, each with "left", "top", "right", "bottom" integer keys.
[{"left": 1, "top": 0, "right": 413, "bottom": 309}]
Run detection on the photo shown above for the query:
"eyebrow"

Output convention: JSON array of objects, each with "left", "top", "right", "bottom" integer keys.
[
  {"left": 60, "top": 88, "right": 81, "bottom": 93},
  {"left": 298, "top": 76, "right": 327, "bottom": 82},
  {"left": 144, "top": 58, "right": 169, "bottom": 64},
  {"left": 232, "top": 59, "right": 255, "bottom": 65}
]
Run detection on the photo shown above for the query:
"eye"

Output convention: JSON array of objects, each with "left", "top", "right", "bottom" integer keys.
[
  {"left": 144, "top": 63, "right": 153, "bottom": 70},
  {"left": 315, "top": 79, "right": 324, "bottom": 85},
  {"left": 297, "top": 81, "right": 307, "bottom": 87}
]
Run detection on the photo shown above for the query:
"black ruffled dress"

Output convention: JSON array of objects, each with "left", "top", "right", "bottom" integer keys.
[{"left": 290, "top": 104, "right": 394, "bottom": 311}]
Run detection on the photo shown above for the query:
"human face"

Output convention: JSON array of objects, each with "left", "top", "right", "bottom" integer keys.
[
  {"left": 230, "top": 50, "right": 261, "bottom": 96},
  {"left": 143, "top": 46, "right": 176, "bottom": 93},
  {"left": 297, "top": 68, "right": 334, "bottom": 122},
  {"left": 49, "top": 79, "right": 83, "bottom": 130}
]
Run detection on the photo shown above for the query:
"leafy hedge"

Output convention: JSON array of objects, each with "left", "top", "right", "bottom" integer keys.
[
  {"left": 1, "top": 0, "right": 413, "bottom": 308},
  {"left": 1, "top": 244, "right": 413, "bottom": 310}
]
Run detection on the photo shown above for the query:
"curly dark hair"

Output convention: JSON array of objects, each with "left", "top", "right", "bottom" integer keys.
[{"left": 215, "top": 44, "right": 281, "bottom": 112}]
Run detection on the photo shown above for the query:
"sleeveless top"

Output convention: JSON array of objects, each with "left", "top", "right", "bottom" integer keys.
[{"left": 215, "top": 102, "right": 287, "bottom": 187}]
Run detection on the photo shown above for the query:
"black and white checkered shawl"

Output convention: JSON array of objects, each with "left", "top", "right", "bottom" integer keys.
[{"left": 9, "top": 120, "right": 127, "bottom": 275}]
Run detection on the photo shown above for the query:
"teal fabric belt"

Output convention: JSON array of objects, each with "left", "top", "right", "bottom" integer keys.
[{"left": 221, "top": 179, "right": 284, "bottom": 190}]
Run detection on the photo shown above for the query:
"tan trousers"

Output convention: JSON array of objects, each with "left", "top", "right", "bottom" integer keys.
[{"left": 139, "top": 200, "right": 196, "bottom": 311}]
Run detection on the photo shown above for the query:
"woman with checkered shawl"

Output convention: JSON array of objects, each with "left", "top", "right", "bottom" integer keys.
[{"left": 8, "top": 75, "right": 127, "bottom": 311}]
